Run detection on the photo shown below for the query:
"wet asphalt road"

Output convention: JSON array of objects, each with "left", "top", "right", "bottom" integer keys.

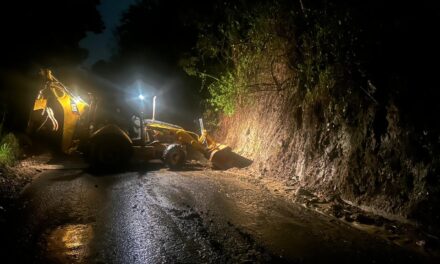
[{"left": 4, "top": 167, "right": 435, "bottom": 263}]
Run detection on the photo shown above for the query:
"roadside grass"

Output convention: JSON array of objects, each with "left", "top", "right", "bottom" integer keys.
[{"left": 0, "top": 120, "right": 20, "bottom": 167}]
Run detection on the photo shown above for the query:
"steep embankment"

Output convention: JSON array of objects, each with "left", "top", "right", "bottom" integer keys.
[
  {"left": 216, "top": 85, "right": 439, "bottom": 228},
  {"left": 189, "top": 2, "right": 439, "bottom": 229}
]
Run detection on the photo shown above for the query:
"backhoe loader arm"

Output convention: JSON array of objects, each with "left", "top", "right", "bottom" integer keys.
[
  {"left": 145, "top": 119, "right": 231, "bottom": 168},
  {"left": 30, "top": 69, "right": 89, "bottom": 153}
]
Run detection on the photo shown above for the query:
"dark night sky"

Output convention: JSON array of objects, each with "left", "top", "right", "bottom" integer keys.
[{"left": 79, "top": 0, "right": 137, "bottom": 67}]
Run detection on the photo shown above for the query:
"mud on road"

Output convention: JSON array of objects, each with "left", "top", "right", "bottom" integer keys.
[{"left": 1, "top": 167, "right": 437, "bottom": 263}]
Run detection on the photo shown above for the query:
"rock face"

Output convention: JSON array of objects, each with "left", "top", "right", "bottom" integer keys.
[
  {"left": 195, "top": 0, "right": 440, "bottom": 231},
  {"left": 215, "top": 87, "right": 440, "bottom": 230}
]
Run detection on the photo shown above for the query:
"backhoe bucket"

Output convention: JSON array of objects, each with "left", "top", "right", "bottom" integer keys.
[
  {"left": 209, "top": 145, "right": 233, "bottom": 170},
  {"left": 209, "top": 145, "right": 252, "bottom": 170},
  {"left": 198, "top": 120, "right": 252, "bottom": 170}
]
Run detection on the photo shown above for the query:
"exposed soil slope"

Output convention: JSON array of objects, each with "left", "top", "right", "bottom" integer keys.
[{"left": 215, "top": 77, "right": 439, "bottom": 232}]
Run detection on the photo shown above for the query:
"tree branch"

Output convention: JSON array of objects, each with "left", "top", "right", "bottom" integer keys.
[
  {"left": 246, "top": 77, "right": 294, "bottom": 93},
  {"left": 197, "top": 72, "right": 221, "bottom": 82}
]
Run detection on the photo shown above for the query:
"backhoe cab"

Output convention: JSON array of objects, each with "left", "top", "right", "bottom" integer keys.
[{"left": 27, "top": 69, "right": 232, "bottom": 170}]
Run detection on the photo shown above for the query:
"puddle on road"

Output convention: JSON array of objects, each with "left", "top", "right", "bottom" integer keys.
[{"left": 40, "top": 224, "right": 94, "bottom": 263}]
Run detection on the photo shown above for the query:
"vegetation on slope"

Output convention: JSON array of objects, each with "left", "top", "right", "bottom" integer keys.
[
  {"left": 181, "top": 0, "right": 440, "bottom": 229},
  {"left": 0, "top": 117, "right": 19, "bottom": 167}
]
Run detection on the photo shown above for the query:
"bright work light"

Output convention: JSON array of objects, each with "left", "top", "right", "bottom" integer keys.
[{"left": 138, "top": 94, "right": 145, "bottom": 100}]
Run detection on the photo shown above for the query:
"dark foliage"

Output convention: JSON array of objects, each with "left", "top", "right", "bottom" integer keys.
[
  {"left": 0, "top": 0, "right": 103, "bottom": 70},
  {"left": 0, "top": 0, "right": 104, "bottom": 130},
  {"left": 91, "top": 0, "right": 229, "bottom": 129}
]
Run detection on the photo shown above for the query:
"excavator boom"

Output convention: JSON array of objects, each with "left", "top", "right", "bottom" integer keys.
[{"left": 31, "top": 69, "right": 89, "bottom": 153}]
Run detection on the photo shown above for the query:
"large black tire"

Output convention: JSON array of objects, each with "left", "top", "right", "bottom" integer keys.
[
  {"left": 89, "top": 136, "right": 132, "bottom": 171},
  {"left": 163, "top": 144, "right": 186, "bottom": 170}
]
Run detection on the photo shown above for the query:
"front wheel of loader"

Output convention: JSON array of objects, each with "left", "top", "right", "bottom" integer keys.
[{"left": 163, "top": 144, "right": 186, "bottom": 170}]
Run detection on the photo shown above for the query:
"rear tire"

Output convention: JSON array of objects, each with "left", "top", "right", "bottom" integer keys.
[{"left": 163, "top": 144, "right": 186, "bottom": 170}]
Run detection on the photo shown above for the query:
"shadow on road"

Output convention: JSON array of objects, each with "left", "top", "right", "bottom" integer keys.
[
  {"left": 85, "top": 150, "right": 253, "bottom": 176},
  {"left": 86, "top": 162, "right": 208, "bottom": 176},
  {"left": 49, "top": 170, "right": 84, "bottom": 182}
]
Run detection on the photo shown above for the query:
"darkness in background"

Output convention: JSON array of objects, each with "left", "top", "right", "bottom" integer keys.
[
  {"left": 90, "top": 0, "right": 221, "bottom": 130},
  {"left": 0, "top": 1, "right": 103, "bottom": 131},
  {"left": 0, "top": 0, "right": 439, "bottom": 135}
]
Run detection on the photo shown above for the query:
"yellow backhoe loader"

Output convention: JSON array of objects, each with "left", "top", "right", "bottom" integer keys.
[{"left": 27, "top": 69, "right": 232, "bottom": 170}]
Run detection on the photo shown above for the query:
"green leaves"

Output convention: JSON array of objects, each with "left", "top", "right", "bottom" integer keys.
[
  {"left": 0, "top": 133, "right": 20, "bottom": 167},
  {"left": 207, "top": 72, "right": 237, "bottom": 116},
  {"left": 184, "top": 3, "right": 287, "bottom": 116},
  {"left": 182, "top": 1, "right": 358, "bottom": 118},
  {"left": 179, "top": 56, "right": 199, "bottom": 77}
]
